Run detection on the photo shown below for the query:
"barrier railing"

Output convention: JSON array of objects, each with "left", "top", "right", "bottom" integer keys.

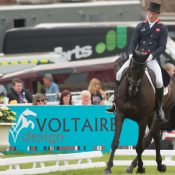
[
  {"left": 114, "top": 149, "right": 175, "bottom": 166},
  {"left": 1, "top": 149, "right": 175, "bottom": 174},
  {"left": 0, "top": 151, "right": 105, "bottom": 175}
]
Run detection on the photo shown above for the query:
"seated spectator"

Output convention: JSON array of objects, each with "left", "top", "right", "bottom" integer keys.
[
  {"left": 0, "top": 87, "right": 7, "bottom": 104},
  {"left": 0, "top": 85, "right": 7, "bottom": 97},
  {"left": 59, "top": 90, "right": 72, "bottom": 105},
  {"left": 32, "top": 93, "right": 47, "bottom": 106},
  {"left": 7, "top": 78, "right": 33, "bottom": 104},
  {"left": 0, "top": 73, "right": 7, "bottom": 104},
  {"left": 164, "top": 63, "right": 175, "bottom": 77},
  {"left": 43, "top": 73, "right": 60, "bottom": 102},
  {"left": 81, "top": 90, "right": 91, "bottom": 105},
  {"left": 88, "top": 78, "right": 106, "bottom": 105}
]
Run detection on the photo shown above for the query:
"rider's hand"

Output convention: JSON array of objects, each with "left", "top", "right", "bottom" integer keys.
[
  {"left": 147, "top": 54, "right": 153, "bottom": 62},
  {"left": 129, "top": 54, "right": 133, "bottom": 59}
]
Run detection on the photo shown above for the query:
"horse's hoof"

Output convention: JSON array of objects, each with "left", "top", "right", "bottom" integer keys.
[
  {"left": 136, "top": 167, "right": 145, "bottom": 174},
  {"left": 104, "top": 169, "right": 112, "bottom": 174},
  {"left": 126, "top": 167, "right": 133, "bottom": 174},
  {"left": 157, "top": 164, "right": 166, "bottom": 172}
]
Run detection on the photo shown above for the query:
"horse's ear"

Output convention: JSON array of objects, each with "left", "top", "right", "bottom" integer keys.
[{"left": 133, "top": 50, "right": 139, "bottom": 58}]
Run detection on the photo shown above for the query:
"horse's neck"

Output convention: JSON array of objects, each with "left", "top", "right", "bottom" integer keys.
[{"left": 121, "top": 74, "right": 152, "bottom": 96}]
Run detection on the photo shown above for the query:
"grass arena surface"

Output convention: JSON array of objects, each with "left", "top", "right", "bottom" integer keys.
[{"left": 1, "top": 153, "right": 175, "bottom": 175}]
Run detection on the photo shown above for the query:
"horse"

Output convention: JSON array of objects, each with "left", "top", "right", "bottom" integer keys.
[
  {"left": 104, "top": 51, "right": 175, "bottom": 174},
  {"left": 127, "top": 77, "right": 175, "bottom": 174}
]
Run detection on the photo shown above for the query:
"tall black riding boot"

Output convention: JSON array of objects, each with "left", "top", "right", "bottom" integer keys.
[
  {"left": 155, "top": 87, "right": 165, "bottom": 121},
  {"left": 106, "top": 80, "right": 120, "bottom": 113}
]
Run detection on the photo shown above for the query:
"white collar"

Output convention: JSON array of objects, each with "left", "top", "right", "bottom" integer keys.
[{"left": 148, "top": 19, "right": 158, "bottom": 28}]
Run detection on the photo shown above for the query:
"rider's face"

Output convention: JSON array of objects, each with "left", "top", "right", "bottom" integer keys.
[{"left": 147, "top": 11, "right": 160, "bottom": 22}]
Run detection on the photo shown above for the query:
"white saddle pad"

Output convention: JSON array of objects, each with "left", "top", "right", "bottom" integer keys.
[{"left": 145, "top": 69, "right": 168, "bottom": 96}]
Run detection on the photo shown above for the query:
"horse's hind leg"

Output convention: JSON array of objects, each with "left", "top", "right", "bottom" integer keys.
[
  {"left": 153, "top": 131, "right": 166, "bottom": 172},
  {"left": 104, "top": 112, "right": 124, "bottom": 174}
]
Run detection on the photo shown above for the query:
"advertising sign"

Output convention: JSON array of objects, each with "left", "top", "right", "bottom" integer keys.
[
  {"left": 8, "top": 106, "right": 138, "bottom": 152},
  {"left": 4, "top": 25, "right": 133, "bottom": 61}
]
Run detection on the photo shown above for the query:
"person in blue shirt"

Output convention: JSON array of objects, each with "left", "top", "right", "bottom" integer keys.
[{"left": 43, "top": 73, "right": 60, "bottom": 102}]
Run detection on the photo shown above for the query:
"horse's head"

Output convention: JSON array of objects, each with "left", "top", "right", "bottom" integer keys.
[
  {"left": 23, "top": 108, "right": 37, "bottom": 118},
  {"left": 127, "top": 50, "right": 148, "bottom": 97}
]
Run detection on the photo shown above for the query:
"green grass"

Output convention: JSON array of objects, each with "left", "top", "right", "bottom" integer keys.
[{"left": 1, "top": 153, "right": 175, "bottom": 175}]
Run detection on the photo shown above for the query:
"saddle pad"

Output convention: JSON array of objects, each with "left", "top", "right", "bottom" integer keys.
[
  {"left": 164, "top": 87, "right": 168, "bottom": 96},
  {"left": 145, "top": 69, "right": 168, "bottom": 96}
]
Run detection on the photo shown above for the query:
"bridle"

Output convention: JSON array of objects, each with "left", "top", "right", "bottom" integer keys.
[
  {"left": 127, "top": 57, "right": 146, "bottom": 96},
  {"left": 128, "top": 77, "right": 142, "bottom": 87}
]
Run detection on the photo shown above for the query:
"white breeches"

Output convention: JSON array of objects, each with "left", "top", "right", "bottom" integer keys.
[{"left": 116, "top": 58, "right": 163, "bottom": 88}]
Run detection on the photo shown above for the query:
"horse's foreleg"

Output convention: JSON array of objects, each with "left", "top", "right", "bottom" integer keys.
[
  {"left": 126, "top": 156, "right": 138, "bottom": 174},
  {"left": 126, "top": 126, "right": 154, "bottom": 174},
  {"left": 104, "top": 112, "right": 124, "bottom": 174},
  {"left": 136, "top": 123, "right": 146, "bottom": 174},
  {"left": 153, "top": 131, "right": 166, "bottom": 172}
]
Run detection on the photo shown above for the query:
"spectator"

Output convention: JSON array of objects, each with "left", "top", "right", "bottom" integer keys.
[
  {"left": 43, "top": 73, "right": 60, "bottom": 102},
  {"left": 88, "top": 78, "right": 106, "bottom": 105},
  {"left": 164, "top": 63, "right": 175, "bottom": 77},
  {"left": 0, "top": 84, "right": 7, "bottom": 97},
  {"left": 81, "top": 90, "right": 91, "bottom": 105},
  {"left": 7, "top": 78, "right": 33, "bottom": 103},
  {"left": 59, "top": 90, "right": 72, "bottom": 105},
  {"left": 0, "top": 84, "right": 7, "bottom": 104},
  {"left": 32, "top": 93, "right": 47, "bottom": 106},
  {"left": 0, "top": 73, "right": 7, "bottom": 103}
]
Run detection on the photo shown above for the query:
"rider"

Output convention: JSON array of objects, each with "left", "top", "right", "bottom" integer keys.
[{"left": 106, "top": 2, "right": 168, "bottom": 121}]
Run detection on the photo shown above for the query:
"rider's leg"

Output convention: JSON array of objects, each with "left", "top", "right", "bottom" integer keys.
[
  {"left": 147, "top": 60, "right": 165, "bottom": 121},
  {"left": 106, "top": 58, "right": 131, "bottom": 113}
]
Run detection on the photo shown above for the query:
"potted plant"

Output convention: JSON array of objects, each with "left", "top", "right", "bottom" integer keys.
[{"left": 0, "top": 106, "right": 16, "bottom": 152}]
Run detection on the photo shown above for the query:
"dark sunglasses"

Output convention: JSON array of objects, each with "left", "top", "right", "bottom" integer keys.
[{"left": 36, "top": 99, "right": 45, "bottom": 102}]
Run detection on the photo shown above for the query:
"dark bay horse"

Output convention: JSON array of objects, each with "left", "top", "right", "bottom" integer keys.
[{"left": 104, "top": 51, "right": 175, "bottom": 174}]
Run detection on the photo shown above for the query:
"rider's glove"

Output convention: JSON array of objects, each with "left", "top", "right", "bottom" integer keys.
[
  {"left": 147, "top": 54, "right": 153, "bottom": 62},
  {"left": 129, "top": 54, "right": 133, "bottom": 59}
]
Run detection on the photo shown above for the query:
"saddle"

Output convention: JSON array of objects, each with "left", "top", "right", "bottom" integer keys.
[{"left": 144, "top": 67, "right": 170, "bottom": 88}]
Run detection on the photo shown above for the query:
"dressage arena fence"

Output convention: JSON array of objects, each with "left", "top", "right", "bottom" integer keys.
[
  {"left": 114, "top": 149, "right": 175, "bottom": 166},
  {"left": 1, "top": 149, "right": 175, "bottom": 174},
  {"left": 0, "top": 151, "right": 105, "bottom": 175}
]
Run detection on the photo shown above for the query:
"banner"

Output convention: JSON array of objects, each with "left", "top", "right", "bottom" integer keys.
[
  {"left": 8, "top": 106, "right": 138, "bottom": 152},
  {"left": 4, "top": 25, "right": 132, "bottom": 60}
]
